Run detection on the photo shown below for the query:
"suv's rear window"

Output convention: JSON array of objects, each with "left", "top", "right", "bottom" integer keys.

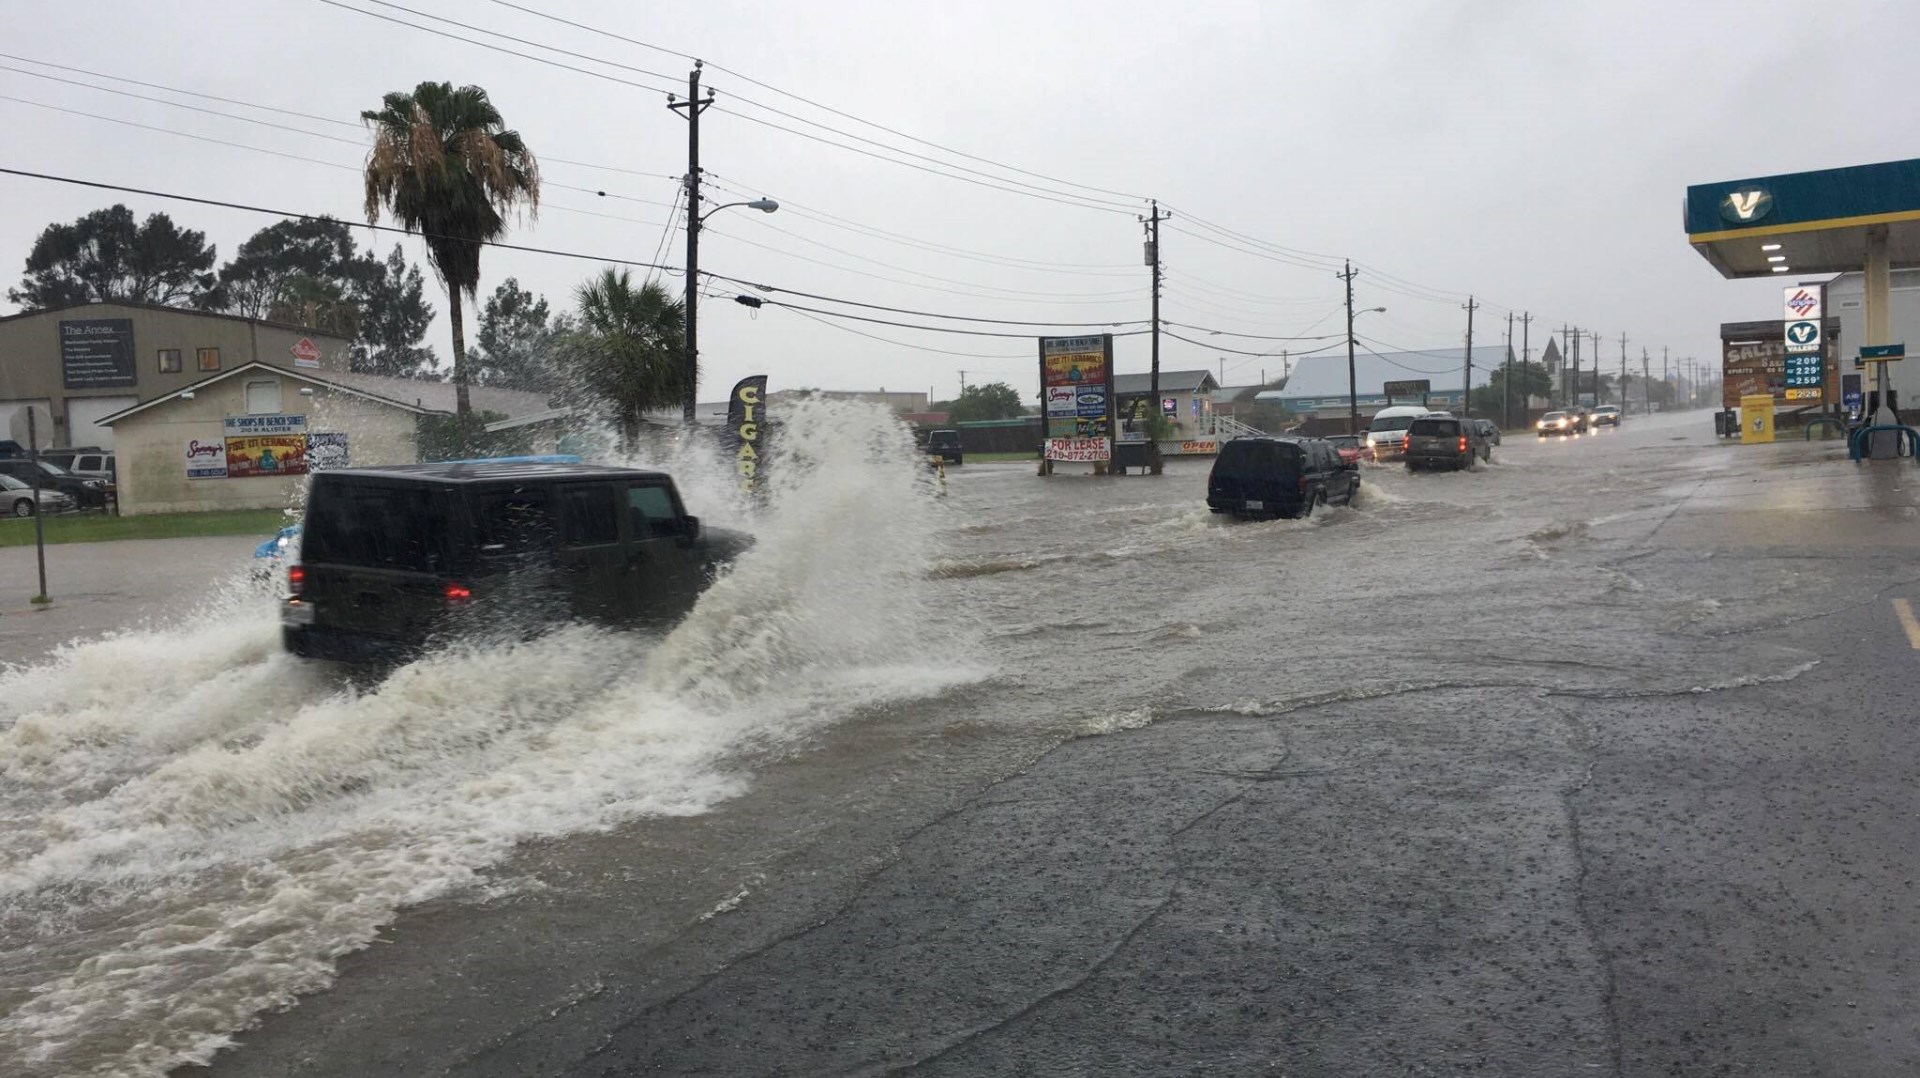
[
  {"left": 1218, "top": 440, "right": 1301, "bottom": 471},
  {"left": 303, "top": 480, "right": 455, "bottom": 573},
  {"left": 1408, "top": 418, "right": 1460, "bottom": 436}
]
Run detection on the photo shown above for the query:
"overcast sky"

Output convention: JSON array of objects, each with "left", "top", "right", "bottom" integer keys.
[{"left": 1, "top": 0, "right": 1910, "bottom": 402}]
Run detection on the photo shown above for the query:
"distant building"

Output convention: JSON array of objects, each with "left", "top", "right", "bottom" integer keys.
[
  {"left": 97, "top": 363, "right": 554, "bottom": 516},
  {"left": 1268, "top": 346, "right": 1514, "bottom": 419},
  {"left": 0, "top": 300, "right": 354, "bottom": 451},
  {"left": 768, "top": 388, "right": 930, "bottom": 412},
  {"left": 1113, "top": 369, "right": 1219, "bottom": 438}
]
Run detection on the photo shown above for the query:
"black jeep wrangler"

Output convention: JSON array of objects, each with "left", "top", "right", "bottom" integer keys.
[{"left": 282, "top": 462, "right": 751, "bottom": 663}]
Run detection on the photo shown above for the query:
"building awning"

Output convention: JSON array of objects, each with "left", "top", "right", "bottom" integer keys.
[{"left": 1685, "top": 158, "right": 1920, "bottom": 278}]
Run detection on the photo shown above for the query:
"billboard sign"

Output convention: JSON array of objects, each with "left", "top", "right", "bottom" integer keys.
[
  {"left": 1383, "top": 379, "right": 1430, "bottom": 398},
  {"left": 225, "top": 434, "right": 308, "bottom": 478},
  {"left": 184, "top": 438, "right": 227, "bottom": 479},
  {"left": 1783, "top": 286, "right": 1822, "bottom": 322},
  {"left": 1039, "top": 334, "right": 1112, "bottom": 463},
  {"left": 307, "top": 431, "right": 350, "bottom": 470},
  {"left": 224, "top": 413, "right": 308, "bottom": 437},
  {"left": 60, "top": 319, "right": 136, "bottom": 389},
  {"left": 1784, "top": 320, "right": 1821, "bottom": 354}
]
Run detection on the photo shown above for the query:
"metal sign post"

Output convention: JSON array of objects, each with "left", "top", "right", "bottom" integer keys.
[{"left": 27, "top": 408, "right": 48, "bottom": 603}]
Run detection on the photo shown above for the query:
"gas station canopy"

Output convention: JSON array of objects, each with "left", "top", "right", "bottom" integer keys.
[{"left": 1685, "top": 157, "right": 1920, "bottom": 278}]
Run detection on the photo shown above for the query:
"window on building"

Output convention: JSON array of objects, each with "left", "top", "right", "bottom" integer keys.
[
  {"left": 158, "top": 349, "right": 182, "bottom": 373},
  {"left": 245, "top": 379, "right": 283, "bottom": 415},
  {"left": 197, "top": 348, "right": 221, "bottom": 371}
]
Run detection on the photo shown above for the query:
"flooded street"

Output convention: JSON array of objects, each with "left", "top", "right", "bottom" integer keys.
[{"left": 6, "top": 406, "right": 1920, "bottom": 1076}]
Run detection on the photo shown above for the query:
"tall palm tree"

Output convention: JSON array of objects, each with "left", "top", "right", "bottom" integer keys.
[
  {"left": 562, "top": 269, "right": 686, "bottom": 452},
  {"left": 362, "top": 81, "right": 539, "bottom": 421}
]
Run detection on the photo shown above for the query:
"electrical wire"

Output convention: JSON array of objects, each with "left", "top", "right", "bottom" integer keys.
[
  {"left": 766, "top": 303, "right": 1038, "bottom": 360},
  {"left": 479, "top": 0, "right": 1150, "bottom": 205},
  {"left": 1160, "top": 321, "right": 1341, "bottom": 341},
  {"left": 705, "top": 273, "right": 1144, "bottom": 328},
  {"left": 757, "top": 298, "right": 1148, "bottom": 339}
]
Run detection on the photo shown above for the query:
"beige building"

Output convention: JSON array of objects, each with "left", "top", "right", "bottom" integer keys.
[
  {"left": 0, "top": 300, "right": 352, "bottom": 451},
  {"left": 100, "top": 363, "right": 434, "bottom": 515}
]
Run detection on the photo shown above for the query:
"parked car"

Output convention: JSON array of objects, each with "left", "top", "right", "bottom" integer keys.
[
  {"left": 1471, "top": 418, "right": 1501, "bottom": 446},
  {"left": 1537, "top": 411, "right": 1581, "bottom": 437},
  {"left": 1405, "top": 414, "right": 1489, "bottom": 471},
  {"left": 1206, "top": 436, "right": 1359, "bottom": 519},
  {"left": 1590, "top": 405, "right": 1621, "bottom": 428},
  {"left": 1363, "top": 405, "right": 1434, "bottom": 460},
  {"left": 282, "top": 462, "right": 753, "bottom": 664},
  {"left": 42, "top": 449, "right": 116, "bottom": 481},
  {"left": 1326, "top": 433, "right": 1365, "bottom": 465},
  {"left": 925, "top": 429, "right": 963, "bottom": 465},
  {"left": 0, "top": 458, "right": 107, "bottom": 508},
  {"left": 0, "top": 473, "right": 76, "bottom": 517}
]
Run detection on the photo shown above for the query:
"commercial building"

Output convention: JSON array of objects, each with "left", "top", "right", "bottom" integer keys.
[
  {"left": 1114, "top": 370, "right": 1220, "bottom": 438},
  {"left": 0, "top": 301, "right": 353, "bottom": 451},
  {"left": 1269, "top": 347, "right": 1511, "bottom": 421},
  {"left": 97, "top": 363, "right": 552, "bottom": 516}
]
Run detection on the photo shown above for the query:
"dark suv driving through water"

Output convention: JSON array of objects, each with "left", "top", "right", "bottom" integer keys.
[
  {"left": 282, "top": 462, "right": 751, "bottom": 663},
  {"left": 1206, "top": 436, "right": 1359, "bottom": 519}
]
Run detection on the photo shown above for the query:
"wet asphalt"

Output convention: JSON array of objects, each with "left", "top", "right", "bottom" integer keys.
[{"left": 196, "top": 411, "right": 1920, "bottom": 1077}]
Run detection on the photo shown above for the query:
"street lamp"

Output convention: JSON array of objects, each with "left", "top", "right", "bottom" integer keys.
[
  {"left": 683, "top": 197, "right": 779, "bottom": 423},
  {"left": 1345, "top": 304, "right": 1386, "bottom": 434}
]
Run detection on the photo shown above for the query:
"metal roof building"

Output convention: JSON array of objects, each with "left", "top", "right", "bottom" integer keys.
[{"left": 1267, "top": 346, "right": 1513, "bottom": 413}]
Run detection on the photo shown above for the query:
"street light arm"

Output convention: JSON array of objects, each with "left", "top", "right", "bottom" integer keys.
[{"left": 697, "top": 198, "right": 779, "bottom": 223}]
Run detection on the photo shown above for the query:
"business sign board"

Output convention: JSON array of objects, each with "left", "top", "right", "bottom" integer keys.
[
  {"left": 1843, "top": 373, "right": 1864, "bottom": 413},
  {"left": 1784, "top": 320, "right": 1822, "bottom": 354},
  {"left": 306, "top": 431, "right": 350, "bottom": 470},
  {"left": 224, "top": 413, "right": 308, "bottom": 437},
  {"left": 1383, "top": 379, "right": 1430, "bottom": 399},
  {"left": 1783, "top": 286, "right": 1822, "bottom": 322},
  {"left": 290, "top": 337, "right": 323, "bottom": 369},
  {"left": 1038, "top": 335, "right": 1112, "bottom": 461},
  {"left": 225, "top": 435, "right": 308, "bottom": 477},
  {"left": 728, "top": 375, "right": 770, "bottom": 493},
  {"left": 184, "top": 437, "right": 228, "bottom": 479},
  {"left": 60, "top": 319, "right": 137, "bottom": 389}
]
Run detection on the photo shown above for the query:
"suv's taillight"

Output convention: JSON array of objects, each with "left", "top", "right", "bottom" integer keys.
[
  {"left": 444, "top": 581, "right": 472, "bottom": 606},
  {"left": 287, "top": 564, "right": 305, "bottom": 596},
  {"left": 1458, "top": 437, "right": 1468, "bottom": 452}
]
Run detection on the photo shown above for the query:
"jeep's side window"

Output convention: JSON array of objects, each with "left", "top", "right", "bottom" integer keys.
[
  {"left": 626, "top": 483, "right": 679, "bottom": 539},
  {"left": 475, "top": 488, "right": 554, "bottom": 559},
  {"left": 559, "top": 484, "right": 619, "bottom": 547}
]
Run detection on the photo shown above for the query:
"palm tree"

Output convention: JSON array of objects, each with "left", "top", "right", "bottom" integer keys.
[
  {"left": 361, "top": 81, "right": 539, "bottom": 422},
  {"left": 562, "top": 269, "right": 686, "bottom": 452}
]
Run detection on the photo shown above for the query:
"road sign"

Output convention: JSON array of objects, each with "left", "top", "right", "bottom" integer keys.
[
  {"left": 1784, "top": 320, "right": 1821, "bottom": 353},
  {"left": 290, "top": 337, "right": 322, "bottom": 368}
]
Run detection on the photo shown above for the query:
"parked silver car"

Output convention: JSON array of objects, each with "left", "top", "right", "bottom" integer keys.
[{"left": 0, "top": 473, "right": 77, "bottom": 517}]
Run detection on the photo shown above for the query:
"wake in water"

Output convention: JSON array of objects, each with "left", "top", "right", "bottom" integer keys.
[{"left": 0, "top": 399, "right": 979, "bottom": 1077}]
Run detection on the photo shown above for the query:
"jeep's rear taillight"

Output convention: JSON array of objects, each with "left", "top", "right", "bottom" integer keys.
[
  {"left": 287, "top": 564, "right": 305, "bottom": 596},
  {"left": 444, "top": 581, "right": 472, "bottom": 606}
]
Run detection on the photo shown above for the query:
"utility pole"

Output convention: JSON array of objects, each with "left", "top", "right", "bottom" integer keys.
[
  {"left": 1642, "top": 346, "right": 1652, "bottom": 414},
  {"left": 1519, "top": 312, "right": 1533, "bottom": 426},
  {"left": 957, "top": 370, "right": 968, "bottom": 395},
  {"left": 1570, "top": 327, "right": 1580, "bottom": 409},
  {"left": 1503, "top": 310, "right": 1514, "bottom": 429},
  {"left": 1142, "top": 200, "right": 1168, "bottom": 406},
  {"left": 1218, "top": 357, "right": 1226, "bottom": 386},
  {"left": 1341, "top": 260, "right": 1360, "bottom": 435},
  {"left": 1560, "top": 324, "right": 1571, "bottom": 408},
  {"left": 1619, "top": 332, "right": 1629, "bottom": 409},
  {"left": 668, "top": 61, "right": 716, "bottom": 424},
  {"left": 1662, "top": 347, "right": 1669, "bottom": 409},
  {"left": 1462, "top": 296, "right": 1477, "bottom": 417}
]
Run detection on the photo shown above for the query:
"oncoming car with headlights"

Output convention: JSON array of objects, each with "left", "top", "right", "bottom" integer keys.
[{"left": 1536, "top": 411, "right": 1581, "bottom": 437}]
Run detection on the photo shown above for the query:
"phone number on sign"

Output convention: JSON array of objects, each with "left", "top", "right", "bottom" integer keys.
[{"left": 1044, "top": 437, "right": 1110, "bottom": 462}]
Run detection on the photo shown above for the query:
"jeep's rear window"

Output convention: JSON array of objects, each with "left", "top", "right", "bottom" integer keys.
[
  {"left": 1218, "top": 441, "right": 1300, "bottom": 470},
  {"left": 302, "top": 480, "right": 454, "bottom": 573},
  {"left": 1408, "top": 418, "right": 1459, "bottom": 436}
]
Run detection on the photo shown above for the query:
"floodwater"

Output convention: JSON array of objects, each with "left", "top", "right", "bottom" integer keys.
[{"left": 0, "top": 404, "right": 1852, "bottom": 1075}]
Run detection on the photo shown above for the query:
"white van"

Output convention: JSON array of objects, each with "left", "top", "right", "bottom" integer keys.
[{"left": 1365, "top": 405, "right": 1438, "bottom": 459}]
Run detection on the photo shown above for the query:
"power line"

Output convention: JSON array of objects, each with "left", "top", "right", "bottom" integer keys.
[
  {"left": 758, "top": 298, "right": 1149, "bottom": 339},
  {"left": 708, "top": 273, "right": 1144, "bottom": 327},
  {"left": 767, "top": 304, "right": 1046, "bottom": 360},
  {"left": 478, "top": 0, "right": 1150, "bottom": 205},
  {"left": 1164, "top": 333, "right": 1346, "bottom": 359},
  {"left": 314, "top": 0, "right": 1136, "bottom": 216},
  {"left": 1161, "top": 321, "right": 1341, "bottom": 341},
  {"left": 0, "top": 94, "right": 671, "bottom": 229}
]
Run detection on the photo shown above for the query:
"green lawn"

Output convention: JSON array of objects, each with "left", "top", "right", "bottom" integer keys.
[
  {"left": 0, "top": 508, "right": 291, "bottom": 547},
  {"left": 959, "top": 451, "right": 1041, "bottom": 463}
]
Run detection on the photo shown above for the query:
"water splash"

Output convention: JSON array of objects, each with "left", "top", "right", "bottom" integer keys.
[{"left": 0, "top": 399, "right": 978, "bottom": 1076}]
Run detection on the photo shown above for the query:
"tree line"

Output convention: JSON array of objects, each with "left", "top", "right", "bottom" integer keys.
[{"left": 8, "top": 80, "right": 694, "bottom": 449}]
